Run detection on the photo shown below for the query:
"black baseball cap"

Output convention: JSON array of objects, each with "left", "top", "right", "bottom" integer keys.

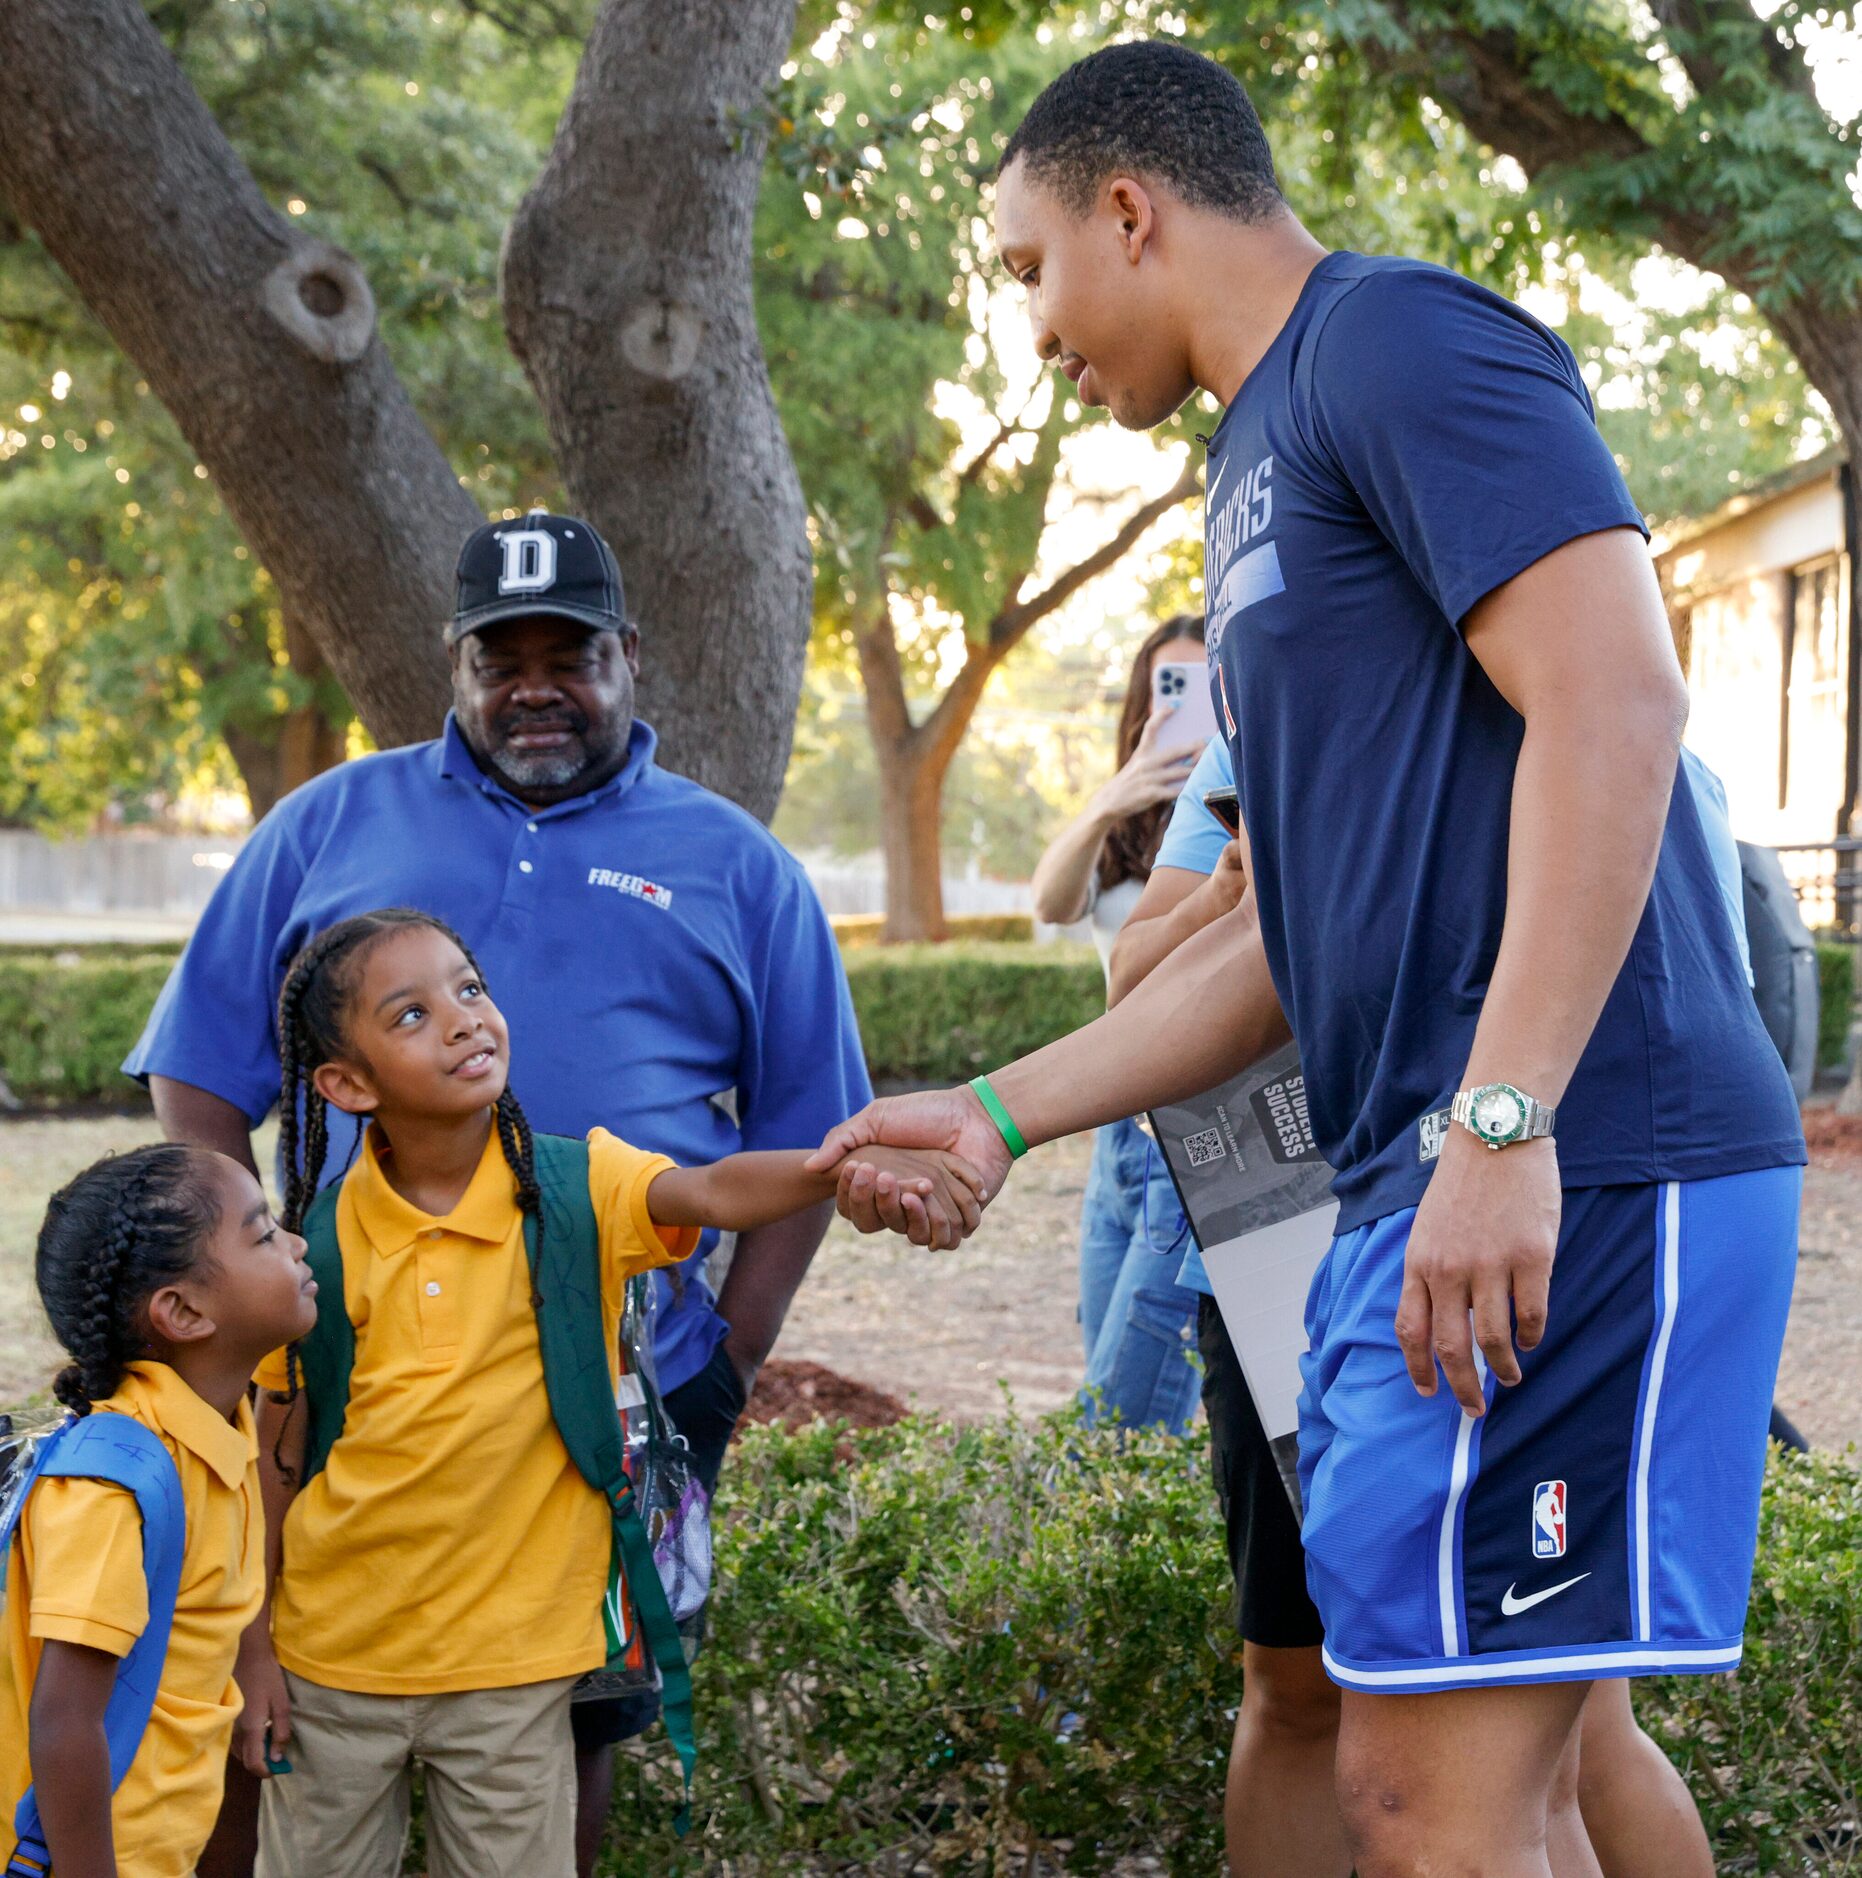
[{"left": 447, "top": 509, "right": 629, "bottom": 645}]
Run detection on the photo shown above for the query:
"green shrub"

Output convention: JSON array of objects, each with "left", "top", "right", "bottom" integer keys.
[
  {"left": 832, "top": 912, "right": 1035, "bottom": 948},
  {"left": 0, "top": 941, "right": 1101, "bottom": 1105},
  {"left": 1816, "top": 943, "right": 1854, "bottom": 1072},
  {"left": 845, "top": 941, "right": 1104, "bottom": 1084},
  {"left": 585, "top": 1422, "right": 1860, "bottom": 1877},
  {"left": 0, "top": 952, "right": 173, "bottom": 1105},
  {"left": 601, "top": 1411, "right": 1237, "bottom": 1876}
]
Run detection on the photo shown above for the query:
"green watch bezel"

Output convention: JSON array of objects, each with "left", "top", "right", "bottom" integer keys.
[{"left": 1465, "top": 1081, "right": 1531, "bottom": 1147}]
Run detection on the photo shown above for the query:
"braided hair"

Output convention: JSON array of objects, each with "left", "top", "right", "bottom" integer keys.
[
  {"left": 271, "top": 910, "right": 542, "bottom": 1461},
  {"left": 37, "top": 1144, "right": 220, "bottom": 1416}
]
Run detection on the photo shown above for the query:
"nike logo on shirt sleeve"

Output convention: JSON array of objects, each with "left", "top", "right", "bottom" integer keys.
[{"left": 1500, "top": 1573, "right": 1591, "bottom": 1616}]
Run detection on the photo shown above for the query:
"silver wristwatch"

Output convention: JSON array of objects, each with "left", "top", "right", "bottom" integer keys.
[{"left": 1450, "top": 1082, "right": 1556, "bottom": 1150}]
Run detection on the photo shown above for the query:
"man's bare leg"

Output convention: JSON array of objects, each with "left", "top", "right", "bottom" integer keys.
[
  {"left": 1335, "top": 1680, "right": 1591, "bottom": 1878},
  {"left": 1226, "top": 1643, "right": 1350, "bottom": 1878},
  {"left": 1575, "top": 1680, "right": 1714, "bottom": 1878}
]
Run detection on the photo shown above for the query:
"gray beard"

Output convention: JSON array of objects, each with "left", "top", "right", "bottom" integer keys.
[{"left": 486, "top": 745, "right": 588, "bottom": 792}]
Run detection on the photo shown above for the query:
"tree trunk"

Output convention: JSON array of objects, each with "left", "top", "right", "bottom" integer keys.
[
  {"left": 222, "top": 618, "right": 353, "bottom": 821},
  {"left": 0, "top": 0, "right": 473, "bottom": 749},
  {"left": 873, "top": 730, "right": 951, "bottom": 943},
  {"left": 502, "top": 0, "right": 812, "bottom": 823}
]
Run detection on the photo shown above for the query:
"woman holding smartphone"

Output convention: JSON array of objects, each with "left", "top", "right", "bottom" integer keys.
[{"left": 1029, "top": 613, "right": 1211, "bottom": 1434}]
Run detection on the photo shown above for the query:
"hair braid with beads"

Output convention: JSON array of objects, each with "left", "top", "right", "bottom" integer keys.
[
  {"left": 37, "top": 1144, "right": 221, "bottom": 1416},
  {"left": 270, "top": 910, "right": 543, "bottom": 1459}
]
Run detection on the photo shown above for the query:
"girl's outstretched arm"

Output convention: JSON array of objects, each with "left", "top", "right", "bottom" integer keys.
[
  {"left": 649, "top": 1147, "right": 984, "bottom": 1248},
  {"left": 29, "top": 1638, "right": 119, "bottom": 1878}
]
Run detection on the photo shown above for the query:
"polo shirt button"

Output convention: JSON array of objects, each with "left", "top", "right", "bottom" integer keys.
[
  {"left": 426, "top": 1229, "right": 442, "bottom": 1239},
  {"left": 519, "top": 860, "right": 534, "bottom": 874},
  {"left": 526, "top": 821, "right": 538, "bottom": 833},
  {"left": 426, "top": 1281, "right": 441, "bottom": 1296}
]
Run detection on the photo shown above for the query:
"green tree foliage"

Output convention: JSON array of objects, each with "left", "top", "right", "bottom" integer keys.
[{"left": 0, "top": 0, "right": 562, "bottom": 826}]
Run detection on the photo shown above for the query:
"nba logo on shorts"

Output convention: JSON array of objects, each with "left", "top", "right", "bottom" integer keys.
[{"left": 1533, "top": 1480, "right": 1567, "bottom": 1559}]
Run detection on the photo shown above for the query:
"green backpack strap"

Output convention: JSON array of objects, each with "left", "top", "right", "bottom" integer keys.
[
  {"left": 526, "top": 1134, "right": 698, "bottom": 1825},
  {"left": 294, "top": 1181, "right": 351, "bottom": 1486}
]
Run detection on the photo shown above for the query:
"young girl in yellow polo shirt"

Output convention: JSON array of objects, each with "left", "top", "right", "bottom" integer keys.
[
  {"left": 0, "top": 1141, "right": 320, "bottom": 1878},
  {"left": 239, "top": 907, "right": 976, "bottom": 1878}
]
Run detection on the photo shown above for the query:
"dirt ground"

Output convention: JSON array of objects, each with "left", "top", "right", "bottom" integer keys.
[{"left": 1, "top": 1114, "right": 1858, "bottom": 1454}]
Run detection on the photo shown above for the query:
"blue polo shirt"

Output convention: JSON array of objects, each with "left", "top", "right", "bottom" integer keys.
[
  {"left": 1203, "top": 252, "right": 1803, "bottom": 1233},
  {"left": 125, "top": 714, "right": 871, "bottom": 1394}
]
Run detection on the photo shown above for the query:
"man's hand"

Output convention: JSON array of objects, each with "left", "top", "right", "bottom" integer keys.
[
  {"left": 1204, "top": 839, "right": 1248, "bottom": 916},
  {"left": 807, "top": 1087, "right": 1013, "bottom": 1237},
  {"left": 232, "top": 1622, "right": 292, "bottom": 1779},
  {"left": 1395, "top": 1131, "right": 1561, "bottom": 1414}
]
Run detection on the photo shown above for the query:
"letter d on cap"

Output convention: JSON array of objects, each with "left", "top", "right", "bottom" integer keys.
[{"left": 498, "top": 529, "right": 557, "bottom": 595}]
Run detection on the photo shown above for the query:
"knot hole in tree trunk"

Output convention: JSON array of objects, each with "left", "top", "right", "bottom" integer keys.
[
  {"left": 621, "top": 299, "right": 705, "bottom": 379},
  {"left": 262, "top": 241, "right": 376, "bottom": 365}
]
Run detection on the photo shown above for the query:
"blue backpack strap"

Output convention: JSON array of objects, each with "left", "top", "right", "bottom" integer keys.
[{"left": 5, "top": 1414, "right": 184, "bottom": 1878}]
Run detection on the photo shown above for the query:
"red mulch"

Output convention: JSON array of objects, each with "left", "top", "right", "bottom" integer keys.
[
  {"left": 1802, "top": 1107, "right": 1862, "bottom": 1164},
  {"left": 740, "top": 1358, "right": 910, "bottom": 1435}
]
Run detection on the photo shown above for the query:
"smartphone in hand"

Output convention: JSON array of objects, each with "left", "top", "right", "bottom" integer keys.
[{"left": 1203, "top": 786, "right": 1242, "bottom": 837}]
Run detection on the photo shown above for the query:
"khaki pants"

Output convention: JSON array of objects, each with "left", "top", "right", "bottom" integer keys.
[{"left": 255, "top": 1670, "right": 578, "bottom": 1878}]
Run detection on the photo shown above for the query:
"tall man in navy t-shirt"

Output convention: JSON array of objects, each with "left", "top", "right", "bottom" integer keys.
[
  {"left": 128, "top": 512, "right": 871, "bottom": 1878},
  {"left": 814, "top": 43, "right": 1804, "bottom": 1878}
]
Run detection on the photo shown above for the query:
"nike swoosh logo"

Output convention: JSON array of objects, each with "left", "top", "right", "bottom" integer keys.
[
  {"left": 1207, "top": 456, "right": 1229, "bottom": 506},
  {"left": 1501, "top": 1573, "right": 1591, "bottom": 1616}
]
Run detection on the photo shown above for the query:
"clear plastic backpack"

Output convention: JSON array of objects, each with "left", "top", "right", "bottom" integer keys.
[{"left": 573, "top": 1273, "right": 714, "bottom": 1704}]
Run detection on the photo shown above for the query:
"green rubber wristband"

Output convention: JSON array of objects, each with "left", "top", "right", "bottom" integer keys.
[{"left": 968, "top": 1075, "right": 1029, "bottom": 1160}]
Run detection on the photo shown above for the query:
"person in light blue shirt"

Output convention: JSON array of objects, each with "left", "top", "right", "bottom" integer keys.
[{"left": 126, "top": 511, "right": 870, "bottom": 1878}]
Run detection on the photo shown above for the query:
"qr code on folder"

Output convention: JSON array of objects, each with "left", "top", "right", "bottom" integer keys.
[{"left": 1183, "top": 1127, "right": 1226, "bottom": 1169}]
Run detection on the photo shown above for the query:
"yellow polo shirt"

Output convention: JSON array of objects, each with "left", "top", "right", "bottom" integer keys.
[
  {"left": 254, "top": 1125, "right": 696, "bottom": 1696},
  {"left": 0, "top": 1362, "right": 263, "bottom": 1878}
]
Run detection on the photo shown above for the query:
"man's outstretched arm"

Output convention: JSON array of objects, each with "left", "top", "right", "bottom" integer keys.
[{"left": 817, "top": 888, "right": 1291, "bottom": 1230}]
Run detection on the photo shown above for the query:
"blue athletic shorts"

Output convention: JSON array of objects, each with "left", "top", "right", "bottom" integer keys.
[{"left": 1297, "top": 1166, "right": 1800, "bottom": 1692}]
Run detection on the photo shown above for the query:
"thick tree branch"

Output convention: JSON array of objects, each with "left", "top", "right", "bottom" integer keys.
[
  {"left": 502, "top": 0, "right": 811, "bottom": 820},
  {"left": 0, "top": 0, "right": 466, "bottom": 747},
  {"left": 987, "top": 454, "right": 1200, "bottom": 652}
]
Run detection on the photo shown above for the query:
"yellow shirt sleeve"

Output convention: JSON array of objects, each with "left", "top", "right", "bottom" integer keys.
[
  {"left": 253, "top": 1346, "right": 292, "bottom": 1393},
  {"left": 586, "top": 1128, "right": 702, "bottom": 1280},
  {"left": 23, "top": 1476, "right": 149, "bottom": 1659}
]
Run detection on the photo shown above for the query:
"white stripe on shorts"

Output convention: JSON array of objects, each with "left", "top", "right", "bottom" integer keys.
[
  {"left": 1634, "top": 1182, "right": 1682, "bottom": 1641},
  {"left": 1435, "top": 1348, "right": 1488, "bottom": 1658}
]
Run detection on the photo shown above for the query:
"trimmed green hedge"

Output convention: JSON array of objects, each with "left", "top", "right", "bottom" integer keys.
[
  {"left": 577, "top": 1418, "right": 1859, "bottom": 1876},
  {"left": 1816, "top": 942, "right": 1854, "bottom": 1072},
  {"left": 0, "top": 952, "right": 176, "bottom": 1105},
  {"left": 0, "top": 942, "right": 1103, "bottom": 1105},
  {"left": 843, "top": 941, "right": 1103, "bottom": 1084}
]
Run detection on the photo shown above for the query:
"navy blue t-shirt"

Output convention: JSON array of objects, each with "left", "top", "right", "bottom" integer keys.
[{"left": 1204, "top": 253, "right": 1803, "bottom": 1231}]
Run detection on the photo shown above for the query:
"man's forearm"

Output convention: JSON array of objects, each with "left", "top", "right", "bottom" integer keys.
[
  {"left": 1108, "top": 871, "right": 1230, "bottom": 1006},
  {"left": 149, "top": 1076, "right": 260, "bottom": 1177},
  {"left": 993, "top": 893, "right": 1290, "bottom": 1147},
  {"left": 713, "top": 1199, "right": 834, "bottom": 1374},
  {"left": 1463, "top": 696, "right": 1681, "bottom": 1104}
]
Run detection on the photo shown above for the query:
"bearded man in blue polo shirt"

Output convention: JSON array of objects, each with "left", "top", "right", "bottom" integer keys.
[
  {"left": 128, "top": 510, "right": 871, "bottom": 1878},
  {"left": 815, "top": 42, "right": 1805, "bottom": 1878}
]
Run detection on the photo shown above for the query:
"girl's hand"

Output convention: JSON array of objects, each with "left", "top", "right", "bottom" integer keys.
[
  {"left": 233, "top": 1624, "right": 292, "bottom": 1779},
  {"left": 835, "top": 1146, "right": 986, "bottom": 1250},
  {"left": 1091, "top": 706, "right": 1203, "bottom": 822}
]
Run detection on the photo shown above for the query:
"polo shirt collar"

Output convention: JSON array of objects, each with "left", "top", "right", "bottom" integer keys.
[
  {"left": 435, "top": 711, "right": 658, "bottom": 817},
  {"left": 353, "top": 1121, "right": 518, "bottom": 1256},
  {"left": 117, "top": 1360, "right": 257, "bottom": 1491}
]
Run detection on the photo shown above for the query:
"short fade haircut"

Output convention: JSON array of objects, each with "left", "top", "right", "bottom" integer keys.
[{"left": 999, "top": 40, "right": 1282, "bottom": 223}]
